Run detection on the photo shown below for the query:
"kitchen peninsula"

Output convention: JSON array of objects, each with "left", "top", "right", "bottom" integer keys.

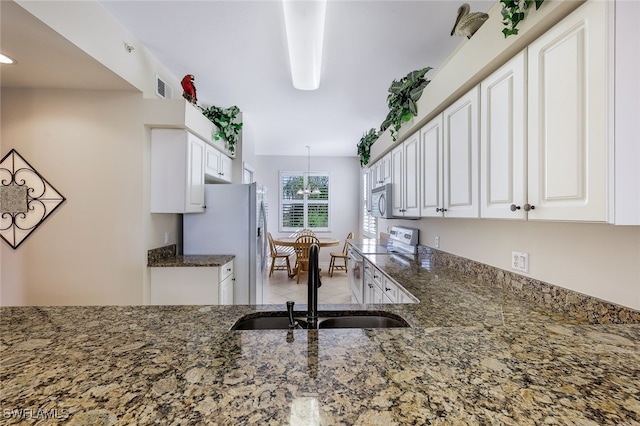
[{"left": 1, "top": 247, "right": 638, "bottom": 425}]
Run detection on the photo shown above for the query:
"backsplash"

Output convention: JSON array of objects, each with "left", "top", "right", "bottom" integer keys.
[{"left": 419, "top": 245, "right": 640, "bottom": 324}]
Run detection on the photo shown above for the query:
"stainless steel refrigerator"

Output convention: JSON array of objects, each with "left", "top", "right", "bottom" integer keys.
[{"left": 183, "top": 183, "right": 268, "bottom": 305}]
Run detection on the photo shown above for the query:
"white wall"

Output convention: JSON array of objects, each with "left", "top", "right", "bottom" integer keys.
[
  {"left": 380, "top": 216, "right": 640, "bottom": 311},
  {"left": 0, "top": 88, "right": 180, "bottom": 306},
  {"left": 254, "top": 155, "right": 360, "bottom": 264}
]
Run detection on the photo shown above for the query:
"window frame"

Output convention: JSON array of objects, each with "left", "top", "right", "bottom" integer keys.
[
  {"left": 361, "top": 168, "right": 377, "bottom": 238},
  {"left": 279, "top": 170, "right": 331, "bottom": 233}
]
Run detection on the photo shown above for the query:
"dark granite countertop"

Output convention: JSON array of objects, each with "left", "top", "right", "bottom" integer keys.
[
  {"left": 146, "top": 244, "right": 234, "bottom": 267},
  {"left": 148, "top": 254, "right": 235, "bottom": 268},
  {"left": 1, "top": 241, "right": 639, "bottom": 424}
]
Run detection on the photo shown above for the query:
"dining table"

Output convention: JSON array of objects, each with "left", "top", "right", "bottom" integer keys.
[
  {"left": 272, "top": 236, "right": 340, "bottom": 248},
  {"left": 272, "top": 236, "right": 340, "bottom": 278}
]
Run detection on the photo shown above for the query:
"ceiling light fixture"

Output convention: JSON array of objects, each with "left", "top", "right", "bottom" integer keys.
[
  {"left": 0, "top": 53, "right": 15, "bottom": 64},
  {"left": 282, "top": 0, "right": 327, "bottom": 91},
  {"left": 297, "top": 146, "right": 321, "bottom": 195}
]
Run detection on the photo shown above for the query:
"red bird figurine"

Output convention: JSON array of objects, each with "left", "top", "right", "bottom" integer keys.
[{"left": 181, "top": 74, "right": 197, "bottom": 104}]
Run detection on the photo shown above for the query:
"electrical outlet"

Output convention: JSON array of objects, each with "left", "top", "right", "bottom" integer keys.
[
  {"left": 164, "top": 232, "right": 170, "bottom": 244},
  {"left": 435, "top": 236, "right": 440, "bottom": 248},
  {"left": 511, "top": 251, "right": 529, "bottom": 273}
]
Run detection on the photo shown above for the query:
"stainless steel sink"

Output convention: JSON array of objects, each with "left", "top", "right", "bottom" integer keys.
[
  {"left": 318, "top": 315, "right": 407, "bottom": 329},
  {"left": 230, "top": 311, "right": 409, "bottom": 330},
  {"left": 231, "top": 316, "right": 308, "bottom": 330}
]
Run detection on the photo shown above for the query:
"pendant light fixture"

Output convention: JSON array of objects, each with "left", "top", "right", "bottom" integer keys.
[
  {"left": 297, "top": 146, "right": 321, "bottom": 195},
  {"left": 282, "top": 0, "right": 327, "bottom": 90}
]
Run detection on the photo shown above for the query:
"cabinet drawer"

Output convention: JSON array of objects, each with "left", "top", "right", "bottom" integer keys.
[
  {"left": 382, "top": 276, "right": 398, "bottom": 303},
  {"left": 219, "top": 260, "right": 234, "bottom": 281}
]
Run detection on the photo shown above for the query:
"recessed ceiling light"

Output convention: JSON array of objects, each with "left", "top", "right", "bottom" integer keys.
[{"left": 0, "top": 53, "right": 15, "bottom": 64}]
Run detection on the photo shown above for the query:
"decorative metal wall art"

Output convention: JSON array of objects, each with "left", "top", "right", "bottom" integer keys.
[{"left": 0, "top": 149, "right": 66, "bottom": 249}]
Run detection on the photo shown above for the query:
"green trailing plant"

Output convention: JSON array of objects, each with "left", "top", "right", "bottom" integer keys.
[
  {"left": 380, "top": 67, "right": 432, "bottom": 141},
  {"left": 199, "top": 105, "right": 243, "bottom": 155},
  {"left": 501, "top": 0, "right": 545, "bottom": 38},
  {"left": 357, "top": 128, "right": 380, "bottom": 167}
]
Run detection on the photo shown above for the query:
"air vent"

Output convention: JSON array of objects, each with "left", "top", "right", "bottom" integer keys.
[{"left": 155, "top": 74, "right": 172, "bottom": 99}]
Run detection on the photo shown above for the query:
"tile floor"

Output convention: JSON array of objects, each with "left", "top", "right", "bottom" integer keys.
[{"left": 266, "top": 261, "right": 351, "bottom": 305}]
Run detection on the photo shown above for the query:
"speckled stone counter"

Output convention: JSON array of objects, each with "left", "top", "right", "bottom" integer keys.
[
  {"left": 2, "top": 244, "right": 639, "bottom": 424},
  {"left": 146, "top": 244, "right": 234, "bottom": 268}
]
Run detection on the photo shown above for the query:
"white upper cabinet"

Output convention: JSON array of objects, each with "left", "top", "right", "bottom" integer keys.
[
  {"left": 527, "top": 0, "right": 608, "bottom": 222},
  {"left": 151, "top": 128, "right": 205, "bottom": 213},
  {"left": 403, "top": 133, "right": 421, "bottom": 217},
  {"left": 419, "top": 114, "right": 444, "bottom": 217},
  {"left": 480, "top": 51, "right": 527, "bottom": 220},
  {"left": 391, "top": 132, "right": 420, "bottom": 217},
  {"left": 205, "top": 143, "right": 221, "bottom": 178},
  {"left": 370, "top": 152, "right": 392, "bottom": 189},
  {"left": 443, "top": 86, "right": 480, "bottom": 218},
  {"left": 205, "top": 144, "right": 233, "bottom": 183},
  {"left": 391, "top": 143, "right": 404, "bottom": 216}
]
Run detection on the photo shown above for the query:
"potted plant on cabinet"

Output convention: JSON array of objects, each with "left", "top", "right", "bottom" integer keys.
[
  {"left": 357, "top": 128, "right": 380, "bottom": 167},
  {"left": 380, "top": 67, "right": 432, "bottom": 141},
  {"left": 199, "top": 105, "right": 243, "bottom": 155}
]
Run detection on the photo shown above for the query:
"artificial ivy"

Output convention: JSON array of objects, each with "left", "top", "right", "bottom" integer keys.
[
  {"left": 380, "top": 67, "right": 432, "bottom": 142},
  {"left": 199, "top": 105, "right": 243, "bottom": 155},
  {"left": 501, "top": 0, "right": 545, "bottom": 38},
  {"left": 357, "top": 128, "right": 380, "bottom": 167}
]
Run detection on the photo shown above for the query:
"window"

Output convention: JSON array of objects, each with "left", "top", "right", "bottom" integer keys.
[
  {"left": 362, "top": 170, "right": 377, "bottom": 238},
  {"left": 280, "top": 171, "right": 330, "bottom": 232}
]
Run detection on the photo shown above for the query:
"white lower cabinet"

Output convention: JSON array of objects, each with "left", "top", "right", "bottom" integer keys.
[
  {"left": 363, "top": 259, "right": 416, "bottom": 304},
  {"left": 150, "top": 260, "right": 234, "bottom": 305}
]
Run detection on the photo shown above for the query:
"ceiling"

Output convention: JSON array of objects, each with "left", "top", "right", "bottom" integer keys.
[{"left": 1, "top": 0, "right": 494, "bottom": 157}]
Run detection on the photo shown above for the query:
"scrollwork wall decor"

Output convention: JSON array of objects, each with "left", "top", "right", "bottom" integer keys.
[{"left": 0, "top": 149, "right": 66, "bottom": 249}]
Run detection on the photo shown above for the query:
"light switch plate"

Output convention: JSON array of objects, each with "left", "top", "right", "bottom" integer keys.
[{"left": 511, "top": 251, "right": 529, "bottom": 273}]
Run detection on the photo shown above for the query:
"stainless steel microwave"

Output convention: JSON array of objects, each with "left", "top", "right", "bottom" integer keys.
[{"left": 371, "top": 184, "right": 393, "bottom": 218}]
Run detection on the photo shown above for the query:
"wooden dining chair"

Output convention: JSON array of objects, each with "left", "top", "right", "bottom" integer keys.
[
  {"left": 329, "top": 232, "right": 353, "bottom": 276},
  {"left": 293, "top": 235, "right": 320, "bottom": 284},
  {"left": 268, "top": 233, "right": 292, "bottom": 277},
  {"left": 297, "top": 228, "right": 316, "bottom": 237}
]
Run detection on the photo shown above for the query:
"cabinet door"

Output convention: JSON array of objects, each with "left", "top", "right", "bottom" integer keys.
[
  {"left": 381, "top": 276, "right": 398, "bottom": 303},
  {"left": 150, "top": 267, "right": 219, "bottom": 305},
  {"left": 481, "top": 51, "right": 527, "bottom": 220},
  {"left": 391, "top": 144, "right": 404, "bottom": 216},
  {"left": 204, "top": 144, "right": 221, "bottom": 179},
  {"left": 380, "top": 152, "right": 392, "bottom": 185},
  {"left": 420, "top": 114, "right": 444, "bottom": 217},
  {"left": 403, "top": 132, "right": 421, "bottom": 216},
  {"left": 219, "top": 155, "right": 233, "bottom": 183},
  {"left": 186, "top": 134, "right": 206, "bottom": 213},
  {"left": 527, "top": 0, "right": 607, "bottom": 221},
  {"left": 219, "top": 275, "right": 234, "bottom": 305},
  {"left": 370, "top": 160, "right": 382, "bottom": 188},
  {"left": 443, "top": 87, "right": 480, "bottom": 218}
]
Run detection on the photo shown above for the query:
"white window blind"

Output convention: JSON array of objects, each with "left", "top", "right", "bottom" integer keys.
[
  {"left": 280, "top": 172, "right": 330, "bottom": 232},
  {"left": 362, "top": 170, "right": 377, "bottom": 238}
]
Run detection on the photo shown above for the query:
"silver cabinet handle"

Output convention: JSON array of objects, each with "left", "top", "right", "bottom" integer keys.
[
  {"left": 510, "top": 204, "right": 521, "bottom": 211},
  {"left": 524, "top": 204, "right": 535, "bottom": 211}
]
